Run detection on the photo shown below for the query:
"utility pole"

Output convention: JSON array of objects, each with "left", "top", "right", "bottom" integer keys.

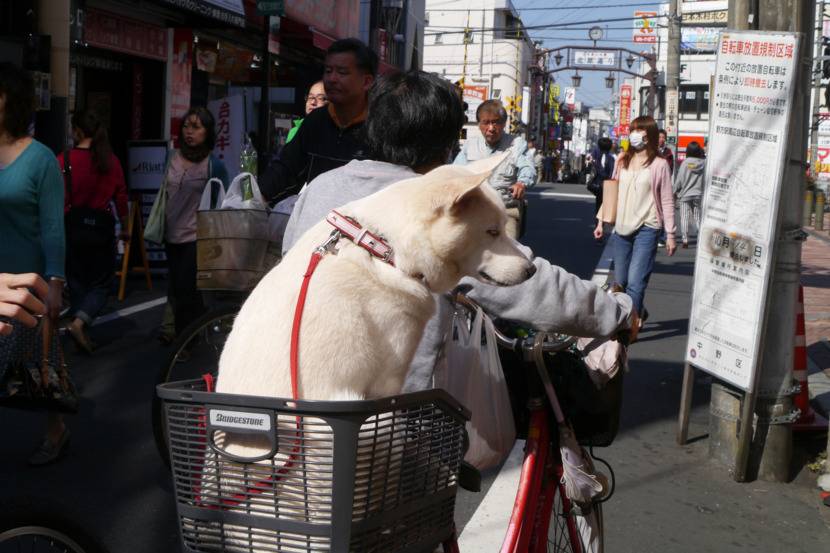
[
  {"left": 666, "top": 0, "right": 681, "bottom": 146},
  {"left": 809, "top": 2, "right": 826, "bottom": 181},
  {"left": 723, "top": 0, "right": 815, "bottom": 482}
]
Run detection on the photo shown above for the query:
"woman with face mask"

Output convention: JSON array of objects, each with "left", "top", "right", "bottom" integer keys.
[{"left": 593, "top": 116, "right": 676, "bottom": 324}]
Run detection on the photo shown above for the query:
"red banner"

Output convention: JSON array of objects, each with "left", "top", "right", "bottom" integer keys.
[
  {"left": 84, "top": 9, "right": 167, "bottom": 61},
  {"left": 170, "top": 28, "right": 193, "bottom": 144},
  {"left": 619, "top": 84, "right": 632, "bottom": 137}
]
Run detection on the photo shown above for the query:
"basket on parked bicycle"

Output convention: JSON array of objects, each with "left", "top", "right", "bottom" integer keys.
[{"left": 157, "top": 379, "right": 469, "bottom": 553}]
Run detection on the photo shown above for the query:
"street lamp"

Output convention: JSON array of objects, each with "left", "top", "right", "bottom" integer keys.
[
  {"left": 554, "top": 52, "right": 563, "bottom": 66},
  {"left": 605, "top": 72, "right": 615, "bottom": 89},
  {"left": 571, "top": 71, "right": 582, "bottom": 88},
  {"left": 626, "top": 53, "right": 635, "bottom": 69}
]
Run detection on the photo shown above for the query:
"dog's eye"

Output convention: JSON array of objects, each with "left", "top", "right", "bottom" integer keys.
[{"left": 487, "top": 229, "right": 500, "bottom": 237}]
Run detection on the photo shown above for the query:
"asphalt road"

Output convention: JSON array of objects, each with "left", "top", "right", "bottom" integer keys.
[{"left": 2, "top": 181, "right": 828, "bottom": 552}]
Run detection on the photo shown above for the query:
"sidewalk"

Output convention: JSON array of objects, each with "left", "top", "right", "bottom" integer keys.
[{"left": 804, "top": 221, "right": 830, "bottom": 419}]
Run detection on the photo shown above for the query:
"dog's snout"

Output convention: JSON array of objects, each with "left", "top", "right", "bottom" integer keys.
[{"left": 525, "top": 263, "right": 537, "bottom": 279}]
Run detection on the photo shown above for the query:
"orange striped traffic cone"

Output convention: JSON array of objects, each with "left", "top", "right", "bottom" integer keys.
[{"left": 793, "top": 285, "right": 828, "bottom": 432}]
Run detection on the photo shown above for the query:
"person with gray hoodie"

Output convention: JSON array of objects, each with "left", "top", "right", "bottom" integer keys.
[
  {"left": 673, "top": 141, "right": 706, "bottom": 248},
  {"left": 283, "top": 70, "right": 636, "bottom": 394}
]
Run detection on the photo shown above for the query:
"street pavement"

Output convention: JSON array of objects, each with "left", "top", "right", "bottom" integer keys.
[{"left": 1, "top": 181, "right": 829, "bottom": 552}]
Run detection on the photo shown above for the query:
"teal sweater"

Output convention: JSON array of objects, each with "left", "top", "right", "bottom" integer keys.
[{"left": 0, "top": 140, "right": 65, "bottom": 279}]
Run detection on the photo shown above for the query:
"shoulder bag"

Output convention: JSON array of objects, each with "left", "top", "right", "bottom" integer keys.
[
  {"left": 64, "top": 149, "right": 116, "bottom": 244},
  {"left": 144, "top": 153, "right": 172, "bottom": 244}
]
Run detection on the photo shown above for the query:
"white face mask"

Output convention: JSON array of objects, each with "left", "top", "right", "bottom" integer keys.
[{"left": 629, "top": 131, "right": 646, "bottom": 150}]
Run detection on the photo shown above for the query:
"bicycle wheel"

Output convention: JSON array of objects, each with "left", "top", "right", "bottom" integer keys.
[
  {"left": 0, "top": 510, "right": 106, "bottom": 553},
  {"left": 541, "top": 463, "right": 603, "bottom": 553},
  {"left": 151, "top": 303, "right": 240, "bottom": 466}
]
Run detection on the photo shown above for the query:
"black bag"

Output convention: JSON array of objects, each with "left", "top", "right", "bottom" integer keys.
[
  {"left": 585, "top": 166, "right": 601, "bottom": 196},
  {"left": 63, "top": 148, "right": 116, "bottom": 242},
  {"left": 0, "top": 319, "right": 79, "bottom": 413}
]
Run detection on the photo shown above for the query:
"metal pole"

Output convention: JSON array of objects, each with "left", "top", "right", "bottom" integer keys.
[
  {"left": 809, "top": 2, "right": 825, "bottom": 182},
  {"left": 259, "top": 16, "right": 271, "bottom": 157},
  {"left": 730, "top": 0, "right": 814, "bottom": 482},
  {"left": 667, "top": 0, "right": 681, "bottom": 144}
]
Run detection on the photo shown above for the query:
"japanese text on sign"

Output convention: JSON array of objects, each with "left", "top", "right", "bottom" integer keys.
[{"left": 686, "top": 31, "right": 799, "bottom": 391}]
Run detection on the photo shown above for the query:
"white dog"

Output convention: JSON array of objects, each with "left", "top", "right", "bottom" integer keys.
[
  {"left": 199, "top": 156, "right": 534, "bottom": 546},
  {"left": 216, "top": 154, "right": 534, "bottom": 403}
]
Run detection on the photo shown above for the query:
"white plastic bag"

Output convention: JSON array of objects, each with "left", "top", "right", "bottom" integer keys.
[
  {"left": 198, "top": 178, "right": 226, "bottom": 211},
  {"left": 221, "top": 172, "right": 267, "bottom": 210},
  {"left": 436, "top": 305, "right": 516, "bottom": 471}
]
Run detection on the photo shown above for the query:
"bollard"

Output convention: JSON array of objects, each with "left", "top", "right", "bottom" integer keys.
[
  {"left": 815, "top": 189, "right": 826, "bottom": 231},
  {"left": 804, "top": 189, "right": 814, "bottom": 227}
]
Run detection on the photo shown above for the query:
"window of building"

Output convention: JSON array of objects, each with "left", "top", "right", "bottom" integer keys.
[
  {"left": 434, "top": 33, "right": 442, "bottom": 44},
  {"left": 680, "top": 84, "right": 710, "bottom": 120}
]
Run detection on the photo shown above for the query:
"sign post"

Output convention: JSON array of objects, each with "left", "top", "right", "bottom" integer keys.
[{"left": 679, "top": 31, "right": 801, "bottom": 480}]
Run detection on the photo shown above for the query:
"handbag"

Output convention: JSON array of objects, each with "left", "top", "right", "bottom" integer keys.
[
  {"left": 435, "top": 305, "right": 516, "bottom": 471},
  {"left": 0, "top": 318, "right": 79, "bottom": 413},
  {"left": 63, "top": 148, "right": 116, "bottom": 241},
  {"left": 144, "top": 153, "right": 173, "bottom": 244},
  {"left": 598, "top": 179, "right": 619, "bottom": 224}
]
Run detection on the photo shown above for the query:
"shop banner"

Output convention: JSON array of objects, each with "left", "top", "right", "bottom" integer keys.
[
  {"left": 686, "top": 31, "right": 799, "bottom": 391},
  {"left": 463, "top": 85, "right": 488, "bottom": 123},
  {"left": 564, "top": 87, "right": 576, "bottom": 109},
  {"left": 84, "top": 9, "right": 167, "bottom": 61},
  {"left": 665, "top": 88, "right": 679, "bottom": 138},
  {"left": 618, "top": 84, "right": 632, "bottom": 136},
  {"left": 158, "top": 0, "right": 245, "bottom": 28},
  {"left": 633, "top": 11, "right": 658, "bottom": 44},
  {"left": 170, "top": 28, "right": 193, "bottom": 145},
  {"left": 209, "top": 95, "right": 246, "bottom": 179}
]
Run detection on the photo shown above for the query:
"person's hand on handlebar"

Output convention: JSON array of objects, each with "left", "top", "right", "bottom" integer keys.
[{"left": 0, "top": 273, "right": 48, "bottom": 335}]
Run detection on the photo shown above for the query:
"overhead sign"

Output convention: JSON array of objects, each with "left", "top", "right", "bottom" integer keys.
[
  {"left": 618, "top": 84, "right": 632, "bottom": 136},
  {"left": 256, "top": 0, "right": 284, "bottom": 16},
  {"left": 686, "top": 31, "right": 799, "bottom": 391},
  {"left": 158, "top": 0, "right": 246, "bottom": 27},
  {"left": 682, "top": 27, "right": 721, "bottom": 53},
  {"left": 633, "top": 11, "right": 658, "bottom": 44},
  {"left": 572, "top": 49, "right": 616, "bottom": 67},
  {"left": 682, "top": 9, "right": 727, "bottom": 27}
]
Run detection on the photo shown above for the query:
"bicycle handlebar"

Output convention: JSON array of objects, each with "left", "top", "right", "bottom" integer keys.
[{"left": 452, "top": 294, "right": 576, "bottom": 355}]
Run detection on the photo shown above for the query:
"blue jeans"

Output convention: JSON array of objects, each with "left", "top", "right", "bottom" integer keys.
[{"left": 611, "top": 226, "right": 660, "bottom": 315}]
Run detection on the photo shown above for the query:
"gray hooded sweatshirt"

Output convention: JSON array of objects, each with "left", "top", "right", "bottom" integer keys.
[
  {"left": 282, "top": 159, "right": 633, "bottom": 391},
  {"left": 673, "top": 157, "right": 706, "bottom": 200}
]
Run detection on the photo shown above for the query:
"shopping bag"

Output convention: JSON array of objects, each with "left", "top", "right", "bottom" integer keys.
[
  {"left": 575, "top": 336, "right": 627, "bottom": 389},
  {"left": 198, "top": 178, "right": 226, "bottom": 211},
  {"left": 598, "top": 179, "right": 618, "bottom": 224},
  {"left": 436, "top": 305, "right": 516, "bottom": 471},
  {"left": 0, "top": 319, "right": 79, "bottom": 413},
  {"left": 144, "top": 178, "right": 167, "bottom": 244},
  {"left": 222, "top": 172, "right": 267, "bottom": 210}
]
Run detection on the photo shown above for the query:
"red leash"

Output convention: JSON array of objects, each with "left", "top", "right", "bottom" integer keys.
[{"left": 290, "top": 251, "right": 324, "bottom": 400}]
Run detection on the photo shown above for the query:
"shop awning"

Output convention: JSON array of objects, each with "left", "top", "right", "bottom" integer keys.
[{"left": 156, "top": 0, "right": 247, "bottom": 28}]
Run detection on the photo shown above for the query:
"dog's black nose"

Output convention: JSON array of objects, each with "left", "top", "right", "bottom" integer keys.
[{"left": 525, "top": 264, "right": 537, "bottom": 279}]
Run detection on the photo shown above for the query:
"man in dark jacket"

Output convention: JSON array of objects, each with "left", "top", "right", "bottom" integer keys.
[
  {"left": 259, "top": 38, "right": 377, "bottom": 203},
  {"left": 657, "top": 128, "right": 674, "bottom": 175},
  {"left": 589, "top": 137, "right": 615, "bottom": 216}
]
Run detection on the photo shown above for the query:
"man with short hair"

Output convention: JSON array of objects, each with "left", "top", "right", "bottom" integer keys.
[
  {"left": 452, "top": 100, "right": 536, "bottom": 239},
  {"left": 259, "top": 38, "right": 377, "bottom": 203},
  {"left": 282, "top": 71, "right": 635, "bottom": 394}
]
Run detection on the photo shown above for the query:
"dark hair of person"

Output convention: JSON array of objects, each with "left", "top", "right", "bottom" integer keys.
[
  {"left": 598, "top": 137, "right": 612, "bottom": 153},
  {"left": 619, "top": 115, "right": 659, "bottom": 169},
  {"left": 178, "top": 106, "right": 216, "bottom": 162},
  {"left": 0, "top": 62, "right": 35, "bottom": 139},
  {"left": 658, "top": 128, "right": 667, "bottom": 137},
  {"left": 326, "top": 38, "right": 378, "bottom": 77},
  {"left": 476, "top": 99, "right": 507, "bottom": 123},
  {"left": 71, "top": 109, "right": 112, "bottom": 173},
  {"left": 685, "top": 141, "right": 704, "bottom": 159},
  {"left": 365, "top": 71, "right": 465, "bottom": 170}
]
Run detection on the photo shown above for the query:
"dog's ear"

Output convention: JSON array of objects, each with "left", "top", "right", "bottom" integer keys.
[{"left": 447, "top": 173, "right": 488, "bottom": 215}]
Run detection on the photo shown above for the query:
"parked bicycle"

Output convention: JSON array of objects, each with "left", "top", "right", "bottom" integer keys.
[{"left": 0, "top": 499, "right": 108, "bottom": 553}]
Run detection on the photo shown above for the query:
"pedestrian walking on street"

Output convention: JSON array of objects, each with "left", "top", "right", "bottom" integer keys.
[
  {"left": 673, "top": 141, "right": 706, "bottom": 248},
  {"left": 453, "top": 99, "right": 536, "bottom": 239},
  {"left": 593, "top": 115, "right": 676, "bottom": 323},
  {"left": 589, "top": 137, "right": 615, "bottom": 217},
  {"left": 159, "top": 107, "right": 228, "bottom": 339},
  {"left": 259, "top": 38, "right": 376, "bottom": 204},
  {"left": 657, "top": 128, "right": 674, "bottom": 175},
  {"left": 0, "top": 62, "right": 69, "bottom": 465},
  {"left": 528, "top": 140, "right": 543, "bottom": 185},
  {"left": 58, "top": 109, "right": 128, "bottom": 353}
]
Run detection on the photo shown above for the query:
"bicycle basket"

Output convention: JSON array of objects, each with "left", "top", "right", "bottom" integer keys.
[
  {"left": 549, "top": 351, "right": 624, "bottom": 448},
  {"left": 157, "top": 379, "right": 469, "bottom": 553}
]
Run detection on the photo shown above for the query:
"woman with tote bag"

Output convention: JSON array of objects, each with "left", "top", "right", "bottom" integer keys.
[
  {"left": 592, "top": 116, "right": 676, "bottom": 325},
  {"left": 145, "top": 107, "right": 228, "bottom": 339}
]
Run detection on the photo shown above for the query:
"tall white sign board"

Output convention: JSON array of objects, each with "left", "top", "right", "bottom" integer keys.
[{"left": 685, "top": 31, "right": 799, "bottom": 391}]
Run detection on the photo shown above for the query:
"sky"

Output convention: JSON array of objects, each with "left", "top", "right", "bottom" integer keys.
[{"left": 513, "top": 0, "right": 667, "bottom": 109}]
